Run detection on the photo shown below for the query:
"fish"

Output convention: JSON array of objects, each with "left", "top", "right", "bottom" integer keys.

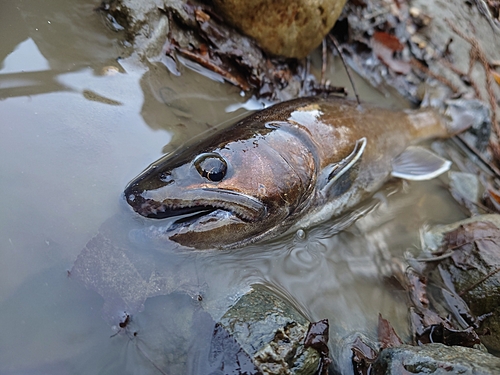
[{"left": 124, "top": 96, "right": 486, "bottom": 250}]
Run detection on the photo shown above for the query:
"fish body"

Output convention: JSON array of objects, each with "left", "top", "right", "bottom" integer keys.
[{"left": 125, "top": 96, "right": 461, "bottom": 249}]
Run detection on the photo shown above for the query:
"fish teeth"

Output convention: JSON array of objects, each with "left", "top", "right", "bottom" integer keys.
[{"left": 150, "top": 199, "right": 256, "bottom": 221}]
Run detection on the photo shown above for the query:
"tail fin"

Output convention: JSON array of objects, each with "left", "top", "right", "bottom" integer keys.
[{"left": 443, "top": 99, "right": 491, "bottom": 137}]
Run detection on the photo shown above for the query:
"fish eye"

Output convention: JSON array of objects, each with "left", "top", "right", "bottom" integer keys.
[{"left": 194, "top": 153, "right": 227, "bottom": 182}]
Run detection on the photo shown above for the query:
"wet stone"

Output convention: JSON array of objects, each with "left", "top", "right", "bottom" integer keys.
[
  {"left": 211, "top": 0, "right": 347, "bottom": 58},
  {"left": 214, "top": 285, "right": 324, "bottom": 374},
  {"left": 102, "top": 0, "right": 172, "bottom": 57},
  {"left": 372, "top": 343, "right": 500, "bottom": 375}
]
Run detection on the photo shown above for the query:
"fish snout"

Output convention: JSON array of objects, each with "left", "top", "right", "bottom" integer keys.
[
  {"left": 124, "top": 187, "right": 148, "bottom": 214},
  {"left": 124, "top": 191, "right": 172, "bottom": 219}
]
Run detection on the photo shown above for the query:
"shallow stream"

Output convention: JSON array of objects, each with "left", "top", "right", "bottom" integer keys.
[{"left": 0, "top": 1, "right": 468, "bottom": 374}]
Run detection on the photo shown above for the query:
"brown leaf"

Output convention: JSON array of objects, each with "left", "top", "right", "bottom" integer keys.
[
  {"left": 372, "top": 32, "right": 411, "bottom": 74},
  {"left": 492, "top": 70, "right": 500, "bottom": 86},
  {"left": 351, "top": 336, "right": 377, "bottom": 375},
  {"left": 378, "top": 314, "right": 403, "bottom": 348},
  {"left": 304, "top": 319, "right": 329, "bottom": 356},
  {"left": 407, "top": 269, "right": 454, "bottom": 344},
  {"left": 304, "top": 319, "right": 331, "bottom": 375},
  {"left": 373, "top": 31, "right": 405, "bottom": 51},
  {"left": 407, "top": 268, "right": 430, "bottom": 309},
  {"left": 194, "top": 8, "right": 210, "bottom": 23},
  {"left": 416, "top": 323, "right": 481, "bottom": 347},
  {"left": 487, "top": 188, "right": 500, "bottom": 212},
  {"left": 444, "top": 221, "right": 500, "bottom": 270}
]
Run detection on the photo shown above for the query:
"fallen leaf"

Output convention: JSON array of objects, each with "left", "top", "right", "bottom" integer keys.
[
  {"left": 443, "top": 221, "right": 500, "bottom": 270},
  {"left": 487, "top": 188, "right": 500, "bottom": 212},
  {"left": 492, "top": 70, "right": 500, "bottom": 86},
  {"left": 378, "top": 314, "right": 403, "bottom": 348},
  {"left": 372, "top": 32, "right": 411, "bottom": 74},
  {"left": 71, "top": 215, "right": 203, "bottom": 321},
  {"left": 351, "top": 336, "right": 377, "bottom": 375},
  {"left": 373, "top": 31, "right": 405, "bottom": 51},
  {"left": 304, "top": 319, "right": 331, "bottom": 375}
]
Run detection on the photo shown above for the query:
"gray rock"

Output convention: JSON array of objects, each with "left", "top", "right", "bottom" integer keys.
[
  {"left": 216, "top": 285, "right": 324, "bottom": 374},
  {"left": 104, "top": 0, "right": 172, "bottom": 57},
  {"left": 373, "top": 343, "right": 500, "bottom": 375}
]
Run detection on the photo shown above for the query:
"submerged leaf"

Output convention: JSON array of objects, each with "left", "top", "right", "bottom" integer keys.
[
  {"left": 351, "top": 336, "right": 377, "bottom": 375},
  {"left": 71, "top": 215, "right": 203, "bottom": 322},
  {"left": 378, "top": 314, "right": 403, "bottom": 349}
]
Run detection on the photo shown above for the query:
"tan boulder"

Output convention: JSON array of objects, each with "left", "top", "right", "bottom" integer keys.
[{"left": 211, "top": 0, "right": 347, "bottom": 58}]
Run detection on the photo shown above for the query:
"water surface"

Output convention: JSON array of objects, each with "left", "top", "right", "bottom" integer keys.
[{"left": 0, "top": 1, "right": 466, "bottom": 374}]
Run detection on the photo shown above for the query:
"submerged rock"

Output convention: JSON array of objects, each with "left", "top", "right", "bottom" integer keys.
[
  {"left": 211, "top": 0, "right": 347, "bottom": 58},
  {"left": 372, "top": 343, "right": 500, "bottom": 374},
  {"left": 212, "top": 285, "right": 327, "bottom": 374}
]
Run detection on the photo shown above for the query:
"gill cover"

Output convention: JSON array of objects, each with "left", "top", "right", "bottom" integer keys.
[{"left": 319, "top": 137, "right": 367, "bottom": 198}]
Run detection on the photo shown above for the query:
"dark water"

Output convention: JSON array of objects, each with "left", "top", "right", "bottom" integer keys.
[{"left": 0, "top": 1, "right": 467, "bottom": 374}]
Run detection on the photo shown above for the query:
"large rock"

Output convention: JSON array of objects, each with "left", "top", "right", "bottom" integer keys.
[
  {"left": 212, "top": 0, "right": 347, "bottom": 58},
  {"left": 372, "top": 343, "right": 500, "bottom": 374},
  {"left": 213, "top": 285, "right": 326, "bottom": 374}
]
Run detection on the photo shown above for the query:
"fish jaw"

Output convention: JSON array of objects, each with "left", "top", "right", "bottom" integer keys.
[
  {"left": 125, "top": 186, "right": 267, "bottom": 222},
  {"left": 125, "top": 184, "right": 274, "bottom": 249}
]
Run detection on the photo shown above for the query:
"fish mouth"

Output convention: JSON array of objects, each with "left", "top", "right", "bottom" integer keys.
[{"left": 125, "top": 188, "right": 266, "bottom": 223}]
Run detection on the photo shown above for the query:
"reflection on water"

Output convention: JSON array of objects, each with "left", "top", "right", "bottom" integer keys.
[
  {"left": 1, "top": 38, "right": 50, "bottom": 74},
  {"left": 0, "top": 0, "right": 467, "bottom": 374}
]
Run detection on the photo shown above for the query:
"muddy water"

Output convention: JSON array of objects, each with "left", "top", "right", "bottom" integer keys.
[{"left": 0, "top": 1, "right": 466, "bottom": 374}]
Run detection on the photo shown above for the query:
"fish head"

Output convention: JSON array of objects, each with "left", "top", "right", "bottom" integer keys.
[{"left": 124, "top": 124, "right": 316, "bottom": 249}]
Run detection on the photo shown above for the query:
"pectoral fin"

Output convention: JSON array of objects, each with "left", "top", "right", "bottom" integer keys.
[
  {"left": 391, "top": 146, "right": 451, "bottom": 181},
  {"left": 320, "top": 137, "right": 367, "bottom": 197}
]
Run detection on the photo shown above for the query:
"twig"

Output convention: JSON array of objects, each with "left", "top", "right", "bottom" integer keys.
[
  {"left": 321, "top": 38, "right": 327, "bottom": 87},
  {"left": 416, "top": 251, "right": 454, "bottom": 262},
  {"left": 459, "top": 266, "right": 500, "bottom": 296},
  {"left": 410, "top": 58, "right": 461, "bottom": 94},
  {"left": 328, "top": 34, "right": 361, "bottom": 105},
  {"left": 439, "top": 58, "right": 482, "bottom": 98},
  {"left": 453, "top": 135, "right": 500, "bottom": 178}
]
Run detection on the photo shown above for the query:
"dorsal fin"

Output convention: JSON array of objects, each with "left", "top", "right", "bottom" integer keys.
[{"left": 391, "top": 146, "right": 451, "bottom": 181}]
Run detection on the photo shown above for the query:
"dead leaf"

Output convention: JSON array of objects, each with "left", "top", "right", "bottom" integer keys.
[
  {"left": 486, "top": 187, "right": 500, "bottom": 213},
  {"left": 373, "top": 31, "right": 405, "bottom": 51},
  {"left": 492, "top": 70, "right": 500, "bottom": 86},
  {"left": 194, "top": 8, "right": 210, "bottom": 23},
  {"left": 351, "top": 336, "right": 377, "bottom": 375},
  {"left": 443, "top": 221, "right": 500, "bottom": 270},
  {"left": 304, "top": 319, "right": 331, "bottom": 375},
  {"left": 304, "top": 319, "right": 330, "bottom": 356},
  {"left": 71, "top": 215, "right": 203, "bottom": 321},
  {"left": 372, "top": 31, "right": 411, "bottom": 74},
  {"left": 378, "top": 314, "right": 403, "bottom": 348},
  {"left": 207, "top": 323, "right": 261, "bottom": 374}
]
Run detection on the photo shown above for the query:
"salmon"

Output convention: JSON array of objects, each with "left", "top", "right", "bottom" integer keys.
[{"left": 124, "top": 96, "right": 485, "bottom": 249}]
